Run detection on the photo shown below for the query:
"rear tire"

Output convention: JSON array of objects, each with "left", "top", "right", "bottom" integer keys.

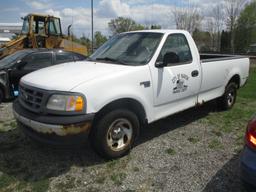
[
  {"left": 90, "top": 109, "right": 139, "bottom": 159},
  {"left": 217, "top": 82, "right": 237, "bottom": 110}
]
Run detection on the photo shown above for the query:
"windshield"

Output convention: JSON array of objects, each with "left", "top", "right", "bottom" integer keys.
[
  {"left": 89, "top": 32, "right": 163, "bottom": 66},
  {"left": 0, "top": 51, "right": 29, "bottom": 67},
  {"left": 21, "top": 17, "right": 29, "bottom": 34},
  {"left": 49, "top": 18, "right": 61, "bottom": 35}
]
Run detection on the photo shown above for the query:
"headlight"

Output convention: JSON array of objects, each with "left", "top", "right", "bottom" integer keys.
[{"left": 46, "top": 94, "right": 84, "bottom": 112}]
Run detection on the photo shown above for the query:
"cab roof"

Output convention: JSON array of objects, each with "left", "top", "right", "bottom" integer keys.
[
  {"left": 25, "top": 13, "right": 59, "bottom": 19},
  {"left": 124, "top": 29, "right": 189, "bottom": 34}
]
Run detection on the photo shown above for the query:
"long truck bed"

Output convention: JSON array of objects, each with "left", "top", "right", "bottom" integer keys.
[{"left": 200, "top": 54, "right": 247, "bottom": 63}]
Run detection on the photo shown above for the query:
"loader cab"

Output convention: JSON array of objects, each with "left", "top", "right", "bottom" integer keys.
[
  {"left": 48, "top": 17, "right": 62, "bottom": 36},
  {"left": 21, "top": 14, "right": 63, "bottom": 48}
]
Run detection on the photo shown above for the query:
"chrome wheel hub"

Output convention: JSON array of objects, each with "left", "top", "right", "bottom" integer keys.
[
  {"left": 227, "top": 91, "right": 234, "bottom": 106},
  {"left": 107, "top": 118, "right": 133, "bottom": 152}
]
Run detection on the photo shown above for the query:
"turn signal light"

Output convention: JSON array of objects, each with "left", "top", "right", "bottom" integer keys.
[
  {"left": 246, "top": 116, "right": 256, "bottom": 149},
  {"left": 249, "top": 134, "right": 256, "bottom": 146},
  {"left": 66, "top": 96, "right": 84, "bottom": 112}
]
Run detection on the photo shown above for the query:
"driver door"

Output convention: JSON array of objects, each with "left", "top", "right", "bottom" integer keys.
[{"left": 149, "top": 33, "right": 201, "bottom": 117}]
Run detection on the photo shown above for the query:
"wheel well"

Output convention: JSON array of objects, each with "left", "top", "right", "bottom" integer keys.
[
  {"left": 94, "top": 98, "right": 147, "bottom": 127},
  {"left": 228, "top": 74, "right": 240, "bottom": 88}
]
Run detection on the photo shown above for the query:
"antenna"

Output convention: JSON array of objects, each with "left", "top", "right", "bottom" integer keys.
[
  {"left": 150, "top": 0, "right": 153, "bottom": 28},
  {"left": 72, "top": 9, "right": 73, "bottom": 52},
  {"left": 91, "top": 0, "right": 94, "bottom": 54}
]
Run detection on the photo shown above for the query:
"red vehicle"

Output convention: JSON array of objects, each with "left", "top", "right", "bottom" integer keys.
[{"left": 240, "top": 115, "right": 256, "bottom": 190}]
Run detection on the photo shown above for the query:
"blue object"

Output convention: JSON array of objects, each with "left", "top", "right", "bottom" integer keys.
[
  {"left": 14, "top": 90, "right": 19, "bottom": 96},
  {"left": 240, "top": 146, "right": 256, "bottom": 187}
]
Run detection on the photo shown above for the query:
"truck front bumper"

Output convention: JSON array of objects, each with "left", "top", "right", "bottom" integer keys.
[{"left": 13, "top": 100, "right": 95, "bottom": 145}]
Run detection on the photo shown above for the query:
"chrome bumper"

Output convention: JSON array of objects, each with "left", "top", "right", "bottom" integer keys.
[{"left": 13, "top": 110, "right": 91, "bottom": 136}]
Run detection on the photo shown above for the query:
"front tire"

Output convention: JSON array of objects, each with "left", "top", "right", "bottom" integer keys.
[
  {"left": 217, "top": 82, "right": 237, "bottom": 110},
  {"left": 90, "top": 109, "right": 139, "bottom": 159}
]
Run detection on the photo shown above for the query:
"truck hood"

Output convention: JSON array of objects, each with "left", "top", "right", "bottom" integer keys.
[{"left": 21, "top": 61, "right": 133, "bottom": 91}]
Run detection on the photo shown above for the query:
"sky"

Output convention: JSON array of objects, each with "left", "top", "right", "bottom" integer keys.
[{"left": 0, "top": 0, "right": 251, "bottom": 38}]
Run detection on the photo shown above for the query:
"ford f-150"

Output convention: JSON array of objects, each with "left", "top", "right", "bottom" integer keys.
[{"left": 13, "top": 30, "right": 250, "bottom": 159}]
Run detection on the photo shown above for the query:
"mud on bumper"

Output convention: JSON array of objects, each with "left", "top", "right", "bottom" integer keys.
[{"left": 13, "top": 100, "right": 95, "bottom": 145}]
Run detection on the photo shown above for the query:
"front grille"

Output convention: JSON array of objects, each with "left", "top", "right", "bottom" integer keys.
[{"left": 19, "top": 84, "right": 46, "bottom": 113}]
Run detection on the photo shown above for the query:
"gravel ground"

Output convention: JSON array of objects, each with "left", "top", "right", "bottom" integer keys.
[
  {"left": 0, "top": 102, "right": 248, "bottom": 192},
  {"left": 0, "top": 103, "right": 13, "bottom": 122}
]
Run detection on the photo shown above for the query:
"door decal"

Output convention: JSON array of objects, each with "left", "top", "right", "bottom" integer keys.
[{"left": 172, "top": 74, "right": 189, "bottom": 93}]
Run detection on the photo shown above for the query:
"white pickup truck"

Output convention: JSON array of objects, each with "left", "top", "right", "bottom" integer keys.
[{"left": 13, "top": 30, "right": 250, "bottom": 159}]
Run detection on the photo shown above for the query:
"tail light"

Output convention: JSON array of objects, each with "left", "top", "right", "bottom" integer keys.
[{"left": 246, "top": 117, "right": 256, "bottom": 149}]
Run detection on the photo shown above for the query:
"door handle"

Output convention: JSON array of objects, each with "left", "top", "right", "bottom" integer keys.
[{"left": 191, "top": 70, "right": 199, "bottom": 77}]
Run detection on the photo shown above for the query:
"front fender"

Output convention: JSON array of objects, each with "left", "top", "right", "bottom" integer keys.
[
  {"left": 71, "top": 65, "right": 154, "bottom": 122},
  {"left": 87, "top": 85, "right": 153, "bottom": 122}
]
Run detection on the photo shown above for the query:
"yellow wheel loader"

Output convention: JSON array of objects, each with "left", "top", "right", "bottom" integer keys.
[{"left": 0, "top": 14, "right": 88, "bottom": 59}]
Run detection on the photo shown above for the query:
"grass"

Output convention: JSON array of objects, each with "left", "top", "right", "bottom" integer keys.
[
  {"left": 0, "top": 120, "right": 17, "bottom": 132},
  {"left": 55, "top": 176, "right": 77, "bottom": 192},
  {"left": 0, "top": 174, "right": 16, "bottom": 190},
  {"left": 188, "top": 137, "right": 200, "bottom": 144},
  {"left": 106, "top": 160, "right": 119, "bottom": 169},
  {"left": 0, "top": 173, "right": 49, "bottom": 192},
  {"left": 91, "top": 157, "right": 131, "bottom": 187},
  {"left": 165, "top": 148, "right": 176, "bottom": 155},
  {"left": 110, "top": 172, "right": 127, "bottom": 186},
  {"left": 31, "top": 179, "right": 50, "bottom": 192},
  {"left": 95, "top": 175, "right": 106, "bottom": 184},
  {"left": 133, "top": 167, "right": 140, "bottom": 172},
  {"left": 208, "top": 139, "right": 224, "bottom": 150}
]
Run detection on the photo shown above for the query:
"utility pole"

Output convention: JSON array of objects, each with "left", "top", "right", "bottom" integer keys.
[{"left": 91, "top": 0, "right": 94, "bottom": 53}]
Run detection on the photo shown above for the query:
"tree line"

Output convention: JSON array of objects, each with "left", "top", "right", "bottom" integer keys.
[{"left": 173, "top": 0, "right": 256, "bottom": 54}]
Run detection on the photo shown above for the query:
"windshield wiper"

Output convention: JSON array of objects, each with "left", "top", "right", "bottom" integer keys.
[{"left": 95, "top": 57, "right": 127, "bottom": 65}]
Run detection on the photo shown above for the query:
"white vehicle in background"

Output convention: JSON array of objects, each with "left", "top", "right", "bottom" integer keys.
[
  {"left": 13, "top": 30, "right": 250, "bottom": 159},
  {"left": 0, "top": 37, "right": 10, "bottom": 46}
]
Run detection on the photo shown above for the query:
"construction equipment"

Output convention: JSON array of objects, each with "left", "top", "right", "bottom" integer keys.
[{"left": 0, "top": 13, "right": 88, "bottom": 59}]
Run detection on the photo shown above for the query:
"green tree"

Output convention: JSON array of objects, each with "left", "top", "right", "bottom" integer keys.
[
  {"left": 220, "top": 30, "right": 231, "bottom": 53},
  {"left": 150, "top": 25, "right": 161, "bottom": 29},
  {"left": 108, "top": 17, "right": 145, "bottom": 35},
  {"left": 234, "top": 1, "right": 256, "bottom": 53},
  {"left": 192, "top": 28, "right": 212, "bottom": 52},
  {"left": 80, "top": 34, "right": 91, "bottom": 47},
  {"left": 94, "top": 31, "right": 108, "bottom": 48}
]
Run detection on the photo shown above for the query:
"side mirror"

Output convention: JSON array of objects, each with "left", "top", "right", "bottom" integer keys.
[
  {"left": 16, "top": 60, "right": 27, "bottom": 70},
  {"left": 155, "top": 52, "right": 180, "bottom": 68},
  {"left": 155, "top": 61, "right": 166, "bottom": 68}
]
